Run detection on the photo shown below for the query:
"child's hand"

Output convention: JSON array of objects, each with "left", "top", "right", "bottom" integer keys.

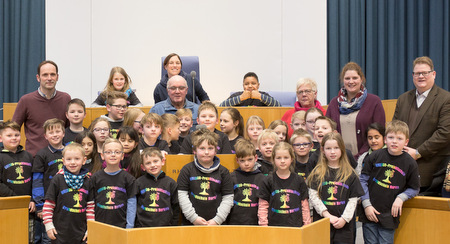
[
  {"left": 207, "top": 219, "right": 218, "bottom": 225},
  {"left": 29, "top": 202, "right": 36, "bottom": 213},
  {"left": 332, "top": 217, "right": 346, "bottom": 229},
  {"left": 251, "top": 90, "right": 262, "bottom": 100},
  {"left": 83, "top": 231, "right": 88, "bottom": 242},
  {"left": 391, "top": 197, "right": 404, "bottom": 217},
  {"left": 193, "top": 217, "right": 208, "bottom": 225},
  {"left": 37, "top": 211, "right": 43, "bottom": 219},
  {"left": 47, "top": 228, "right": 57, "bottom": 240},
  {"left": 240, "top": 91, "right": 252, "bottom": 101},
  {"left": 364, "top": 206, "right": 380, "bottom": 223},
  {"left": 328, "top": 215, "right": 340, "bottom": 225}
]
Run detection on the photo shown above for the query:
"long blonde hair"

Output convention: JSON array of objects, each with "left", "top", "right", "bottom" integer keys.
[{"left": 307, "top": 132, "right": 355, "bottom": 194}]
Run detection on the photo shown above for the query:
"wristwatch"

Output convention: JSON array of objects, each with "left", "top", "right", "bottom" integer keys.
[{"left": 415, "top": 149, "right": 422, "bottom": 159}]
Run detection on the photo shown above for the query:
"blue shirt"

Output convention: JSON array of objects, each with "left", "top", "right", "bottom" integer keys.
[{"left": 150, "top": 98, "right": 199, "bottom": 125}]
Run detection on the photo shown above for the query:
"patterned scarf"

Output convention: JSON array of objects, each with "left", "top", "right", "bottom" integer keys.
[
  {"left": 337, "top": 85, "right": 368, "bottom": 115},
  {"left": 63, "top": 166, "right": 89, "bottom": 189}
]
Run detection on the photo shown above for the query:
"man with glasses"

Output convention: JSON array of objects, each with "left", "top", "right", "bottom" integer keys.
[
  {"left": 12, "top": 60, "right": 71, "bottom": 156},
  {"left": 150, "top": 75, "right": 199, "bottom": 124},
  {"left": 393, "top": 56, "right": 450, "bottom": 195},
  {"left": 101, "top": 91, "right": 128, "bottom": 138}
]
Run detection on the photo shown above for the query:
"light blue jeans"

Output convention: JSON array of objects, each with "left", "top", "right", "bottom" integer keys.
[{"left": 362, "top": 222, "right": 395, "bottom": 244}]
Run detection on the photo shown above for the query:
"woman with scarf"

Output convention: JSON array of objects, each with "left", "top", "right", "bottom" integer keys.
[
  {"left": 326, "top": 62, "right": 385, "bottom": 159},
  {"left": 281, "top": 78, "right": 326, "bottom": 137}
]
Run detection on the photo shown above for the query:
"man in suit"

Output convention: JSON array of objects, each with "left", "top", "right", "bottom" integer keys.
[{"left": 393, "top": 56, "right": 450, "bottom": 194}]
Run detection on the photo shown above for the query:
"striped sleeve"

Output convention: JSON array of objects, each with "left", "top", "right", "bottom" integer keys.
[
  {"left": 43, "top": 200, "right": 56, "bottom": 231},
  {"left": 260, "top": 93, "right": 281, "bottom": 107},
  {"left": 220, "top": 95, "right": 242, "bottom": 107},
  {"left": 86, "top": 201, "right": 95, "bottom": 221}
]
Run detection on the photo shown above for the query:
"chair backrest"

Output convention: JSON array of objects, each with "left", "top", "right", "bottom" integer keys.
[
  {"left": 161, "top": 56, "right": 200, "bottom": 80},
  {"left": 267, "top": 91, "right": 297, "bottom": 107}
]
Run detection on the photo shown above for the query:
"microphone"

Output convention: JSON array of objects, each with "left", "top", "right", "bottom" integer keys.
[{"left": 190, "top": 71, "right": 196, "bottom": 103}]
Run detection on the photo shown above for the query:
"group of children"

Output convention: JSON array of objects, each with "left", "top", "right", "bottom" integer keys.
[{"left": 1, "top": 90, "right": 420, "bottom": 244}]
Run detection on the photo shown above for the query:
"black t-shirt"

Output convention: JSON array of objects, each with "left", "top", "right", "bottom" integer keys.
[
  {"left": 0, "top": 147, "right": 33, "bottom": 196},
  {"left": 228, "top": 169, "right": 265, "bottom": 225},
  {"left": 32, "top": 146, "right": 64, "bottom": 193},
  {"left": 310, "top": 167, "right": 364, "bottom": 243},
  {"left": 360, "top": 149, "right": 420, "bottom": 229},
  {"left": 177, "top": 162, "right": 234, "bottom": 224},
  {"left": 45, "top": 173, "right": 91, "bottom": 244},
  {"left": 138, "top": 137, "right": 170, "bottom": 152},
  {"left": 90, "top": 170, "right": 136, "bottom": 228},
  {"left": 258, "top": 172, "right": 309, "bottom": 227},
  {"left": 295, "top": 161, "right": 310, "bottom": 182},
  {"left": 257, "top": 158, "right": 273, "bottom": 176},
  {"left": 229, "top": 135, "right": 243, "bottom": 154},
  {"left": 63, "top": 127, "right": 88, "bottom": 145},
  {"left": 135, "top": 172, "right": 179, "bottom": 227},
  {"left": 180, "top": 129, "right": 232, "bottom": 154}
]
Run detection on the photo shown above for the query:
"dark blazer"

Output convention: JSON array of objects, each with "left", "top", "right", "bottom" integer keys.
[{"left": 393, "top": 84, "right": 450, "bottom": 187}]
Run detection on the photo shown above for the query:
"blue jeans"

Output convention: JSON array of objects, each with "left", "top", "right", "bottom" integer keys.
[
  {"left": 34, "top": 217, "right": 50, "bottom": 244},
  {"left": 362, "top": 222, "right": 395, "bottom": 244}
]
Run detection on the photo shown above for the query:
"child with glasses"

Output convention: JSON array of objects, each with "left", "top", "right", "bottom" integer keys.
[
  {"left": 290, "top": 128, "right": 313, "bottom": 181},
  {"left": 89, "top": 117, "right": 111, "bottom": 154},
  {"left": 90, "top": 138, "right": 137, "bottom": 228},
  {"left": 101, "top": 91, "right": 128, "bottom": 138}
]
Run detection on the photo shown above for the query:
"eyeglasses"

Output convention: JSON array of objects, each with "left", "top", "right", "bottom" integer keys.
[
  {"left": 412, "top": 71, "right": 433, "bottom": 78},
  {"left": 93, "top": 128, "right": 109, "bottom": 133},
  {"left": 292, "top": 142, "right": 312, "bottom": 148},
  {"left": 297, "top": 89, "right": 314, "bottom": 95},
  {"left": 110, "top": 104, "right": 128, "bottom": 110},
  {"left": 103, "top": 151, "right": 123, "bottom": 156},
  {"left": 168, "top": 86, "right": 187, "bottom": 92},
  {"left": 134, "top": 120, "right": 141, "bottom": 123}
]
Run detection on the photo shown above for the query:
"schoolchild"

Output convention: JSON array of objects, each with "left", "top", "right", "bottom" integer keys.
[
  {"left": 256, "top": 129, "right": 278, "bottom": 175},
  {"left": 101, "top": 91, "right": 128, "bottom": 138},
  {"left": 92, "top": 66, "right": 142, "bottom": 107},
  {"left": 63, "top": 98, "right": 88, "bottom": 145},
  {"left": 180, "top": 101, "right": 232, "bottom": 154},
  {"left": 290, "top": 110, "right": 306, "bottom": 133},
  {"left": 290, "top": 128, "right": 313, "bottom": 180},
  {"left": 356, "top": 123, "right": 386, "bottom": 176},
  {"left": 74, "top": 131, "right": 102, "bottom": 174},
  {"left": 177, "top": 128, "right": 234, "bottom": 225},
  {"left": 305, "top": 107, "right": 324, "bottom": 150},
  {"left": 161, "top": 113, "right": 181, "bottom": 154},
  {"left": 245, "top": 115, "right": 265, "bottom": 151},
  {"left": 117, "top": 126, "right": 142, "bottom": 178},
  {"left": 219, "top": 108, "right": 244, "bottom": 153},
  {"left": 175, "top": 108, "right": 194, "bottom": 145},
  {"left": 138, "top": 113, "right": 170, "bottom": 153},
  {"left": 258, "top": 142, "right": 311, "bottom": 227},
  {"left": 43, "top": 143, "right": 93, "bottom": 243},
  {"left": 89, "top": 117, "right": 111, "bottom": 154},
  {"left": 0, "top": 121, "right": 35, "bottom": 241},
  {"left": 122, "top": 108, "right": 145, "bottom": 135},
  {"left": 32, "top": 118, "right": 66, "bottom": 243},
  {"left": 90, "top": 138, "right": 137, "bottom": 228},
  {"left": 135, "top": 148, "right": 180, "bottom": 227},
  {"left": 308, "top": 116, "right": 357, "bottom": 171},
  {"left": 228, "top": 138, "right": 264, "bottom": 225},
  {"left": 308, "top": 132, "right": 364, "bottom": 244},
  {"left": 360, "top": 120, "right": 420, "bottom": 244},
  {"left": 268, "top": 120, "right": 289, "bottom": 143}
]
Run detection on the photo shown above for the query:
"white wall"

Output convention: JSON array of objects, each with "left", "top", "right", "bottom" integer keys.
[{"left": 46, "top": 0, "right": 327, "bottom": 106}]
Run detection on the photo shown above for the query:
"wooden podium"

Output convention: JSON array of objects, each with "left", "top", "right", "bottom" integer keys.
[
  {"left": 88, "top": 218, "right": 330, "bottom": 244},
  {"left": 394, "top": 196, "right": 450, "bottom": 243},
  {"left": 0, "top": 196, "right": 30, "bottom": 243}
]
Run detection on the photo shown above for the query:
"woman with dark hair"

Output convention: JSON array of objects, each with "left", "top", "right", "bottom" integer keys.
[
  {"left": 326, "top": 62, "right": 385, "bottom": 158},
  {"left": 219, "top": 72, "right": 281, "bottom": 107},
  {"left": 153, "top": 53, "right": 210, "bottom": 104}
]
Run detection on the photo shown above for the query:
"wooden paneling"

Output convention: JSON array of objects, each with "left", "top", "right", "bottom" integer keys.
[
  {"left": 88, "top": 218, "right": 330, "bottom": 244},
  {"left": 0, "top": 196, "right": 31, "bottom": 244},
  {"left": 393, "top": 196, "right": 450, "bottom": 243}
]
